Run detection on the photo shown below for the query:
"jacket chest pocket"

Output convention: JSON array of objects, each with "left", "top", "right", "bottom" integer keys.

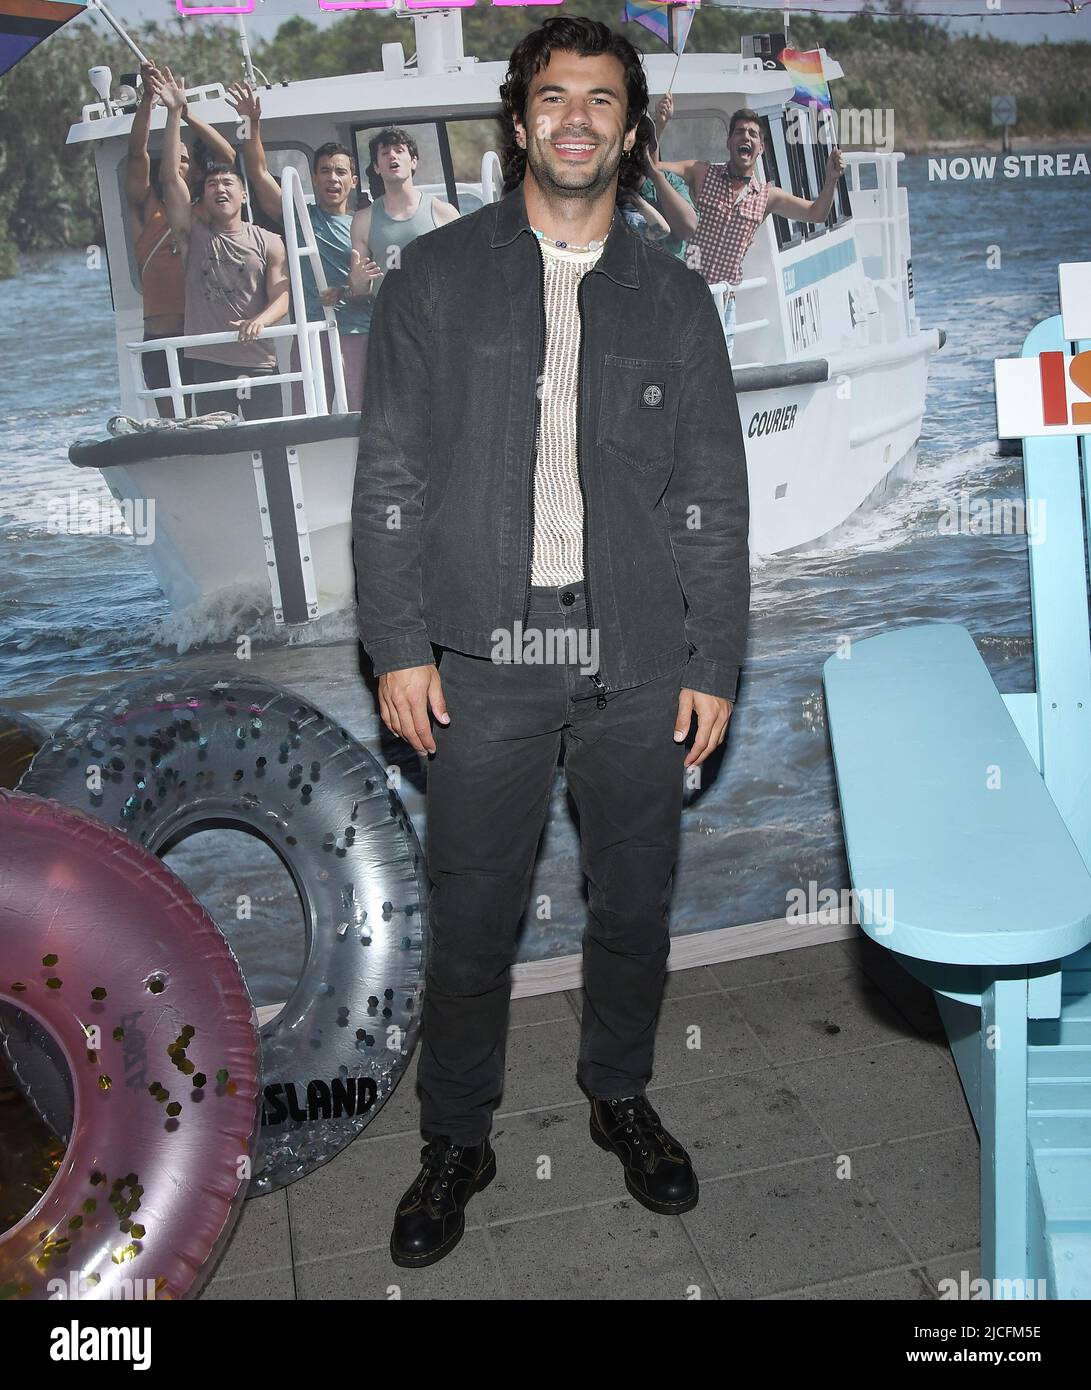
[{"left": 595, "top": 354, "right": 684, "bottom": 473}]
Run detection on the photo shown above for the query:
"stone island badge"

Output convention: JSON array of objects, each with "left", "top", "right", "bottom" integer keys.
[{"left": 640, "top": 382, "right": 664, "bottom": 408}]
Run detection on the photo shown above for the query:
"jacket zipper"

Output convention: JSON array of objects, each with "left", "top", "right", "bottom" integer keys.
[
  {"left": 525, "top": 236, "right": 607, "bottom": 710},
  {"left": 575, "top": 273, "right": 608, "bottom": 708},
  {"left": 522, "top": 239, "right": 547, "bottom": 630}
]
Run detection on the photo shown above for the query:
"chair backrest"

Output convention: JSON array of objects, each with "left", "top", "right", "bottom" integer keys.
[{"left": 1019, "top": 314, "right": 1091, "bottom": 869}]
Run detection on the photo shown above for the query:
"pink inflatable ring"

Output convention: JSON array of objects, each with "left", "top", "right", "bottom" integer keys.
[{"left": 0, "top": 791, "right": 260, "bottom": 1301}]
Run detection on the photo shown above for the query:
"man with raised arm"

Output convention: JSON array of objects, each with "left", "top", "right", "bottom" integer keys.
[
  {"left": 226, "top": 82, "right": 377, "bottom": 413},
  {"left": 623, "top": 113, "right": 698, "bottom": 261},
  {"left": 126, "top": 60, "right": 237, "bottom": 416},
  {"left": 152, "top": 68, "right": 289, "bottom": 422},
  {"left": 654, "top": 93, "right": 845, "bottom": 354}
]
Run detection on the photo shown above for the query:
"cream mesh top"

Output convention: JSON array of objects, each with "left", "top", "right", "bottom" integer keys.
[{"left": 529, "top": 237, "right": 605, "bottom": 586}]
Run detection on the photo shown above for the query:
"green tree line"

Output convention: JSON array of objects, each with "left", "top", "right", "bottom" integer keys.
[{"left": 1, "top": 0, "right": 1088, "bottom": 275}]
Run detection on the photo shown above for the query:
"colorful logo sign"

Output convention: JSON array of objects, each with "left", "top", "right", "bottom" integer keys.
[{"left": 994, "top": 263, "right": 1091, "bottom": 438}]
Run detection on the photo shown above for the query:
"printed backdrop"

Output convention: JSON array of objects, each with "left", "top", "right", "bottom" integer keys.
[{"left": 1, "top": 0, "right": 1088, "bottom": 1007}]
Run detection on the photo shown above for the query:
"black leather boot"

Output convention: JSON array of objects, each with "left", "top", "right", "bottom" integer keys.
[
  {"left": 389, "top": 1135, "right": 496, "bottom": 1268},
  {"left": 589, "top": 1094, "right": 699, "bottom": 1214}
]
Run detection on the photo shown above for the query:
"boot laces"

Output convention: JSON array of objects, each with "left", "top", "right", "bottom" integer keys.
[
  {"left": 609, "top": 1096, "right": 665, "bottom": 1162},
  {"left": 418, "top": 1137, "right": 466, "bottom": 1203}
]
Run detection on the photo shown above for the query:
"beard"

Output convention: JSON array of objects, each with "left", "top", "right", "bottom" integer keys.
[{"left": 525, "top": 134, "right": 625, "bottom": 201}]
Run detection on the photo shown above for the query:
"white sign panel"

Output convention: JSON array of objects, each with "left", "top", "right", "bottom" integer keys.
[
  {"left": 995, "top": 356, "right": 1091, "bottom": 439},
  {"left": 1059, "top": 262, "right": 1091, "bottom": 341}
]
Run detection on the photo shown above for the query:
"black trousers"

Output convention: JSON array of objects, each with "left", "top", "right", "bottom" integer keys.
[
  {"left": 188, "top": 357, "right": 282, "bottom": 421},
  {"left": 419, "top": 579, "right": 688, "bottom": 1144},
  {"left": 142, "top": 333, "right": 196, "bottom": 391}
]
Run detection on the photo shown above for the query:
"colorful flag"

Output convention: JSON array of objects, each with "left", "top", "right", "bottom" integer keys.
[
  {"left": 668, "top": 2, "right": 698, "bottom": 56},
  {"left": 780, "top": 45, "right": 832, "bottom": 112},
  {"left": 620, "top": 0, "right": 672, "bottom": 48},
  {"left": 0, "top": 0, "right": 85, "bottom": 79}
]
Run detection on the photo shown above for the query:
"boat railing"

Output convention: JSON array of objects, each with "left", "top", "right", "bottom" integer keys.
[
  {"left": 280, "top": 165, "right": 349, "bottom": 416},
  {"left": 843, "top": 151, "right": 907, "bottom": 286},
  {"left": 124, "top": 165, "right": 348, "bottom": 422},
  {"left": 707, "top": 275, "right": 771, "bottom": 362},
  {"left": 125, "top": 323, "right": 331, "bottom": 420}
]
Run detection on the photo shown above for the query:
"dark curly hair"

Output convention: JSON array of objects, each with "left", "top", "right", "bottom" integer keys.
[
  {"left": 366, "top": 127, "right": 421, "bottom": 201},
  {"left": 498, "top": 15, "right": 650, "bottom": 201}
]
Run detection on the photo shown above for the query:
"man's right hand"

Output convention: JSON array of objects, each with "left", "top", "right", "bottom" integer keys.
[
  {"left": 225, "top": 81, "right": 261, "bottom": 130},
  {"left": 655, "top": 92, "right": 673, "bottom": 136},
  {"left": 378, "top": 664, "right": 449, "bottom": 756}
]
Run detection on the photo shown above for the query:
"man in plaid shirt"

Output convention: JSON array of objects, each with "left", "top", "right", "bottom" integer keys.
[{"left": 655, "top": 96, "right": 845, "bottom": 356}]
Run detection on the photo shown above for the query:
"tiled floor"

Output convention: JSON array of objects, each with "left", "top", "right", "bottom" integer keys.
[{"left": 200, "top": 935, "right": 982, "bottom": 1300}]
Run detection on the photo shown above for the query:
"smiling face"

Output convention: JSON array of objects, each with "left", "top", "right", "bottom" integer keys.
[
  {"left": 727, "top": 117, "right": 764, "bottom": 177},
  {"left": 514, "top": 48, "right": 637, "bottom": 202},
  {"left": 314, "top": 152, "right": 357, "bottom": 212}
]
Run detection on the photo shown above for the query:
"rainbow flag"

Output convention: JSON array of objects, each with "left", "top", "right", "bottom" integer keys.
[
  {"left": 621, "top": 0, "right": 671, "bottom": 48},
  {"left": 0, "top": 0, "right": 85, "bottom": 78},
  {"left": 780, "top": 45, "right": 831, "bottom": 112},
  {"left": 667, "top": 2, "right": 698, "bottom": 56}
]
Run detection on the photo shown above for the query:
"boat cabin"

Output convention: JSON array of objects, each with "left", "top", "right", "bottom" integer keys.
[{"left": 63, "top": 9, "right": 920, "bottom": 422}]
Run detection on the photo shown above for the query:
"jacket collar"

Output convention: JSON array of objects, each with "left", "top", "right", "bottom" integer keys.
[{"left": 490, "top": 178, "right": 639, "bottom": 289}]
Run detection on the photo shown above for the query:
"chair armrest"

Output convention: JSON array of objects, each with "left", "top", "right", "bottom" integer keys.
[{"left": 822, "top": 623, "right": 1091, "bottom": 965}]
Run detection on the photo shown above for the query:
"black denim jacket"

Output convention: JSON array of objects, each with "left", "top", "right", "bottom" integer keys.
[{"left": 351, "top": 179, "right": 751, "bottom": 702}]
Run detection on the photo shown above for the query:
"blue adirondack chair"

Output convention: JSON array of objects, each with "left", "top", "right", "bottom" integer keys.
[{"left": 822, "top": 304, "right": 1091, "bottom": 1299}]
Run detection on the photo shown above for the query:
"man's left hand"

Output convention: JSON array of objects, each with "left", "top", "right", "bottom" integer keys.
[
  {"left": 151, "top": 66, "right": 187, "bottom": 113},
  {"left": 347, "top": 247, "right": 382, "bottom": 299},
  {"left": 826, "top": 147, "right": 846, "bottom": 182},
  {"left": 674, "top": 688, "right": 733, "bottom": 768}
]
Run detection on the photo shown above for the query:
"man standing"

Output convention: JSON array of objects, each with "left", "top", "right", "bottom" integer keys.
[
  {"left": 126, "top": 61, "right": 237, "bottom": 417},
  {"left": 345, "top": 128, "right": 459, "bottom": 306},
  {"left": 154, "top": 69, "right": 289, "bottom": 422},
  {"left": 226, "top": 82, "right": 375, "bottom": 413},
  {"left": 655, "top": 95, "right": 845, "bottom": 354},
  {"left": 352, "top": 16, "right": 750, "bottom": 1269}
]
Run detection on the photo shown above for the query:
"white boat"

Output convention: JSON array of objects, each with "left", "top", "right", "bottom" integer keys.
[{"left": 65, "top": 5, "right": 943, "bottom": 628}]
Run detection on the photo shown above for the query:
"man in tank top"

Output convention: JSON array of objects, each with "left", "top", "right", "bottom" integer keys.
[
  {"left": 654, "top": 97, "right": 845, "bottom": 356},
  {"left": 344, "top": 127, "right": 460, "bottom": 307},
  {"left": 226, "top": 82, "right": 373, "bottom": 414},
  {"left": 125, "top": 61, "right": 237, "bottom": 416},
  {"left": 153, "top": 69, "right": 289, "bottom": 422}
]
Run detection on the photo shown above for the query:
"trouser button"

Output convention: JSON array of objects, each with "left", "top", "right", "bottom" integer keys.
[{"left": 560, "top": 590, "right": 575, "bottom": 606}]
